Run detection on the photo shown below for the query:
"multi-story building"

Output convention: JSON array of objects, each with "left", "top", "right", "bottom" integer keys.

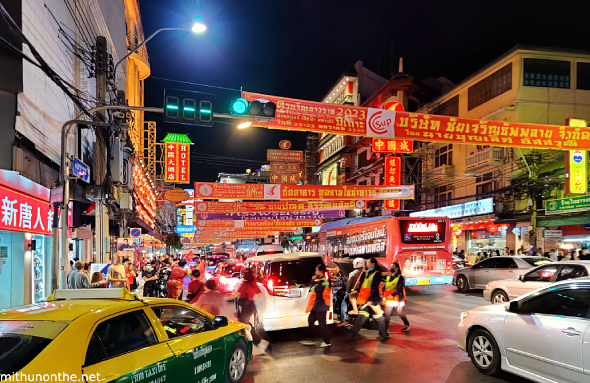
[
  {"left": 413, "top": 46, "right": 590, "bottom": 256},
  {"left": 0, "top": 0, "right": 128, "bottom": 308},
  {"left": 347, "top": 68, "right": 453, "bottom": 217},
  {"left": 312, "top": 61, "right": 386, "bottom": 186}
]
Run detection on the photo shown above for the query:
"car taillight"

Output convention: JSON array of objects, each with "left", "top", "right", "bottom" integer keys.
[
  {"left": 266, "top": 279, "right": 290, "bottom": 297},
  {"left": 329, "top": 311, "right": 333, "bottom": 320},
  {"left": 219, "top": 276, "right": 227, "bottom": 283}
]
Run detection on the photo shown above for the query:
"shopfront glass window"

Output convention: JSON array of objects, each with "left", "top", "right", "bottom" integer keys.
[
  {"left": 32, "top": 236, "right": 46, "bottom": 304},
  {"left": 467, "top": 229, "right": 507, "bottom": 255}
]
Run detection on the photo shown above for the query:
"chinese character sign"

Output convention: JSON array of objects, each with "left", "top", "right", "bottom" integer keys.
[
  {"left": 270, "top": 173, "right": 301, "bottom": 185},
  {"left": 0, "top": 185, "right": 52, "bottom": 235},
  {"left": 270, "top": 162, "right": 300, "bottom": 173},
  {"left": 372, "top": 138, "right": 414, "bottom": 154},
  {"left": 243, "top": 92, "right": 590, "bottom": 151},
  {"left": 383, "top": 156, "right": 401, "bottom": 210},
  {"left": 165, "top": 143, "right": 190, "bottom": 183}
]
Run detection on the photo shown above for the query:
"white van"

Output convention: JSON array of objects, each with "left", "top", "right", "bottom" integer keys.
[{"left": 243, "top": 252, "right": 333, "bottom": 331}]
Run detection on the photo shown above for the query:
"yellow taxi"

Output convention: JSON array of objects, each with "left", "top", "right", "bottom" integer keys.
[{"left": 0, "top": 289, "right": 252, "bottom": 383}]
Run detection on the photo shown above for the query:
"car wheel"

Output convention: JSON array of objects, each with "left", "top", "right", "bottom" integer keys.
[
  {"left": 456, "top": 275, "right": 469, "bottom": 292},
  {"left": 491, "top": 290, "right": 508, "bottom": 304},
  {"left": 468, "top": 329, "right": 501, "bottom": 376},
  {"left": 225, "top": 341, "right": 248, "bottom": 383}
]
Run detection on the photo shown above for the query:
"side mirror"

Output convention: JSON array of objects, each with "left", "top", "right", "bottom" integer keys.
[
  {"left": 506, "top": 301, "right": 519, "bottom": 313},
  {"left": 518, "top": 275, "right": 525, "bottom": 281},
  {"left": 214, "top": 316, "right": 229, "bottom": 328}
]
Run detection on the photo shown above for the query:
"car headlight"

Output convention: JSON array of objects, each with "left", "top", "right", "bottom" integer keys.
[
  {"left": 485, "top": 283, "right": 492, "bottom": 290},
  {"left": 460, "top": 311, "right": 469, "bottom": 321}
]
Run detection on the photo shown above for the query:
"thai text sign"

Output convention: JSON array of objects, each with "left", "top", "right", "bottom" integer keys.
[
  {"left": 267, "top": 149, "right": 304, "bottom": 163},
  {"left": 198, "top": 210, "right": 344, "bottom": 220},
  {"left": 545, "top": 195, "right": 590, "bottom": 215},
  {"left": 165, "top": 143, "right": 190, "bottom": 183},
  {"left": 270, "top": 173, "right": 301, "bottom": 184},
  {"left": 195, "top": 182, "right": 414, "bottom": 200},
  {"left": 373, "top": 139, "right": 414, "bottom": 154},
  {"left": 270, "top": 162, "right": 300, "bottom": 173},
  {"left": 197, "top": 219, "right": 322, "bottom": 228},
  {"left": 566, "top": 149, "right": 587, "bottom": 194},
  {"left": 383, "top": 156, "right": 401, "bottom": 210},
  {"left": 0, "top": 185, "right": 53, "bottom": 235},
  {"left": 195, "top": 200, "right": 366, "bottom": 213},
  {"left": 243, "top": 92, "right": 590, "bottom": 151}
]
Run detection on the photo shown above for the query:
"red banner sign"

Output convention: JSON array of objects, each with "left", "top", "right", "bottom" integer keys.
[
  {"left": 195, "top": 200, "right": 366, "bottom": 213},
  {"left": 197, "top": 219, "right": 322, "bottom": 228},
  {"left": 279, "top": 140, "right": 292, "bottom": 149},
  {"left": 165, "top": 143, "right": 190, "bottom": 183},
  {"left": 270, "top": 173, "right": 301, "bottom": 184},
  {"left": 267, "top": 149, "right": 304, "bottom": 163},
  {"left": 195, "top": 183, "right": 414, "bottom": 200},
  {"left": 243, "top": 92, "right": 590, "bottom": 151},
  {"left": 383, "top": 156, "right": 401, "bottom": 210},
  {"left": 270, "top": 162, "right": 300, "bottom": 173},
  {"left": 0, "top": 185, "right": 53, "bottom": 235},
  {"left": 372, "top": 138, "right": 414, "bottom": 154}
]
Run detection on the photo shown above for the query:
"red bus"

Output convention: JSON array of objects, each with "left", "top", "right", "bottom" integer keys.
[{"left": 318, "top": 216, "right": 452, "bottom": 286}]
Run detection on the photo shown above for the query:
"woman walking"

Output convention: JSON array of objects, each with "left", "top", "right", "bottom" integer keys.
[
  {"left": 382, "top": 262, "right": 410, "bottom": 335},
  {"left": 167, "top": 259, "right": 188, "bottom": 300},
  {"left": 225, "top": 267, "right": 269, "bottom": 351},
  {"left": 125, "top": 262, "right": 137, "bottom": 291}
]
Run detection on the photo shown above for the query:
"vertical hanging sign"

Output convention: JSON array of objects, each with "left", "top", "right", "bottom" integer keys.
[
  {"left": 565, "top": 118, "right": 588, "bottom": 195},
  {"left": 163, "top": 133, "right": 192, "bottom": 184},
  {"left": 383, "top": 156, "right": 401, "bottom": 210}
]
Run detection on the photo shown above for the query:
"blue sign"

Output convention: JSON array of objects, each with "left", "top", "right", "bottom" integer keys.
[
  {"left": 583, "top": 224, "right": 590, "bottom": 231},
  {"left": 176, "top": 225, "right": 196, "bottom": 234},
  {"left": 73, "top": 158, "right": 90, "bottom": 183},
  {"left": 130, "top": 228, "right": 141, "bottom": 237},
  {"left": 573, "top": 150, "right": 584, "bottom": 163}
]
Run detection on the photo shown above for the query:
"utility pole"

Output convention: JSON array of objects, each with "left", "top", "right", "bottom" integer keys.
[{"left": 95, "top": 36, "right": 110, "bottom": 264}]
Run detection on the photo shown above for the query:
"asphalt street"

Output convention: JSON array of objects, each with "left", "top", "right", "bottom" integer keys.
[{"left": 244, "top": 284, "right": 533, "bottom": 383}]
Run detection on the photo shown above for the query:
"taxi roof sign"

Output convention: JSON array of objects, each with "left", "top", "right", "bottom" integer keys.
[{"left": 47, "top": 288, "right": 139, "bottom": 301}]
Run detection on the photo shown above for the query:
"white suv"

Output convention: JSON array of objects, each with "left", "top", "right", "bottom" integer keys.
[{"left": 243, "top": 252, "right": 333, "bottom": 331}]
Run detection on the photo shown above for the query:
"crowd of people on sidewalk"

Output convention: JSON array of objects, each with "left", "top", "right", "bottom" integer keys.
[{"left": 455, "top": 246, "right": 590, "bottom": 262}]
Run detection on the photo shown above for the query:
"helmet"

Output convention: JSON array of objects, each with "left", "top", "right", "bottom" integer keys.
[{"left": 353, "top": 258, "right": 366, "bottom": 269}]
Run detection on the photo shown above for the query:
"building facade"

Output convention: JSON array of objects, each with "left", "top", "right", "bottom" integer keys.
[{"left": 414, "top": 46, "right": 590, "bottom": 256}]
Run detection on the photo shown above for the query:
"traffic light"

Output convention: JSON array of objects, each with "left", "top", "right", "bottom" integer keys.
[
  {"left": 163, "top": 88, "right": 215, "bottom": 127},
  {"left": 230, "top": 98, "right": 276, "bottom": 119}
]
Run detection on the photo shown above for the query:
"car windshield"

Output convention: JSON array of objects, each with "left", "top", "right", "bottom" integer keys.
[
  {"left": 268, "top": 257, "right": 324, "bottom": 287},
  {"left": 0, "top": 321, "right": 68, "bottom": 377},
  {"left": 521, "top": 257, "right": 554, "bottom": 267},
  {"left": 222, "top": 264, "right": 243, "bottom": 276}
]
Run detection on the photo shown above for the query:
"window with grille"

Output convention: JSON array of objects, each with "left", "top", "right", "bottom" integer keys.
[
  {"left": 468, "top": 63, "right": 512, "bottom": 111},
  {"left": 435, "top": 145, "right": 453, "bottom": 167},
  {"left": 523, "top": 59, "right": 570, "bottom": 89},
  {"left": 476, "top": 172, "right": 499, "bottom": 198},
  {"left": 358, "top": 151, "right": 367, "bottom": 168},
  {"left": 577, "top": 62, "right": 590, "bottom": 90},
  {"left": 434, "top": 184, "right": 452, "bottom": 207},
  {"left": 431, "top": 95, "right": 459, "bottom": 117}
]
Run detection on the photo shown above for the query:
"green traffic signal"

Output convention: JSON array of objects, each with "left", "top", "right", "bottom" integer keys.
[{"left": 231, "top": 98, "right": 249, "bottom": 115}]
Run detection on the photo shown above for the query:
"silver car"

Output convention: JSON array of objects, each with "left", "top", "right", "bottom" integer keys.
[
  {"left": 453, "top": 256, "right": 552, "bottom": 292},
  {"left": 484, "top": 260, "right": 590, "bottom": 303}
]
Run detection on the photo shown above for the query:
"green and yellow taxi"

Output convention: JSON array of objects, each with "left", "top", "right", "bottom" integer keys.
[{"left": 0, "top": 289, "right": 252, "bottom": 383}]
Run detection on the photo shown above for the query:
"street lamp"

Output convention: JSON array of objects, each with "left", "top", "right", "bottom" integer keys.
[{"left": 112, "top": 20, "right": 207, "bottom": 88}]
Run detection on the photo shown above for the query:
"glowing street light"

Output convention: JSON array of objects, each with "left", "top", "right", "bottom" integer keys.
[
  {"left": 237, "top": 121, "right": 252, "bottom": 129},
  {"left": 192, "top": 22, "right": 207, "bottom": 33}
]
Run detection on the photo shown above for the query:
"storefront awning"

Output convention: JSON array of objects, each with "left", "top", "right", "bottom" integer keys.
[{"left": 538, "top": 214, "right": 590, "bottom": 227}]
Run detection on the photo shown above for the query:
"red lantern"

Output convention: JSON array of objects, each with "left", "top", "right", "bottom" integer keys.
[{"left": 487, "top": 224, "right": 498, "bottom": 233}]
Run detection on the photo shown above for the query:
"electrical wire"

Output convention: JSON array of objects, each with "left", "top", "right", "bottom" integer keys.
[{"left": 149, "top": 76, "right": 242, "bottom": 93}]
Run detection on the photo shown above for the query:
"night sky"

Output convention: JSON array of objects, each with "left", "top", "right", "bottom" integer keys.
[{"left": 140, "top": 0, "right": 590, "bottom": 182}]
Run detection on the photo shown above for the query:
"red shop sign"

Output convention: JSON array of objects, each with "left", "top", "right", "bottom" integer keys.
[{"left": 0, "top": 185, "right": 53, "bottom": 235}]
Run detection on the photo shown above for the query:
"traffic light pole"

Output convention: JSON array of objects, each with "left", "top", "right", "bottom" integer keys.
[{"left": 56, "top": 105, "right": 237, "bottom": 290}]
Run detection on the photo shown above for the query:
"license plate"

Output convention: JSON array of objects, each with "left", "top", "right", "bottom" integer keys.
[
  {"left": 290, "top": 289, "right": 301, "bottom": 298},
  {"left": 417, "top": 278, "right": 430, "bottom": 285}
]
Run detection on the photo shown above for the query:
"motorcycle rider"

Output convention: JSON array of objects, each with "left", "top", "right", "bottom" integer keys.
[
  {"left": 346, "top": 257, "right": 388, "bottom": 341},
  {"left": 382, "top": 262, "right": 410, "bottom": 335},
  {"left": 338, "top": 258, "right": 365, "bottom": 327}
]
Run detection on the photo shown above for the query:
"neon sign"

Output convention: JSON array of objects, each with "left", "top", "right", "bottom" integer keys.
[{"left": 407, "top": 222, "right": 439, "bottom": 233}]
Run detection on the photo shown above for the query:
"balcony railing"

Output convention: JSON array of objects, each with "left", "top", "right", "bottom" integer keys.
[
  {"left": 465, "top": 147, "right": 504, "bottom": 172},
  {"left": 425, "top": 164, "right": 454, "bottom": 185}
]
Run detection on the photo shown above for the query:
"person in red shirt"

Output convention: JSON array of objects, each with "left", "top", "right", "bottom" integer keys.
[
  {"left": 167, "top": 259, "right": 188, "bottom": 300},
  {"left": 225, "top": 267, "right": 268, "bottom": 351},
  {"left": 186, "top": 269, "right": 204, "bottom": 304}
]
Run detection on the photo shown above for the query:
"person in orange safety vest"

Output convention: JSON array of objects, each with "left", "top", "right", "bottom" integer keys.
[
  {"left": 300, "top": 263, "right": 332, "bottom": 348},
  {"left": 382, "top": 262, "right": 410, "bottom": 334},
  {"left": 346, "top": 257, "right": 388, "bottom": 341}
]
